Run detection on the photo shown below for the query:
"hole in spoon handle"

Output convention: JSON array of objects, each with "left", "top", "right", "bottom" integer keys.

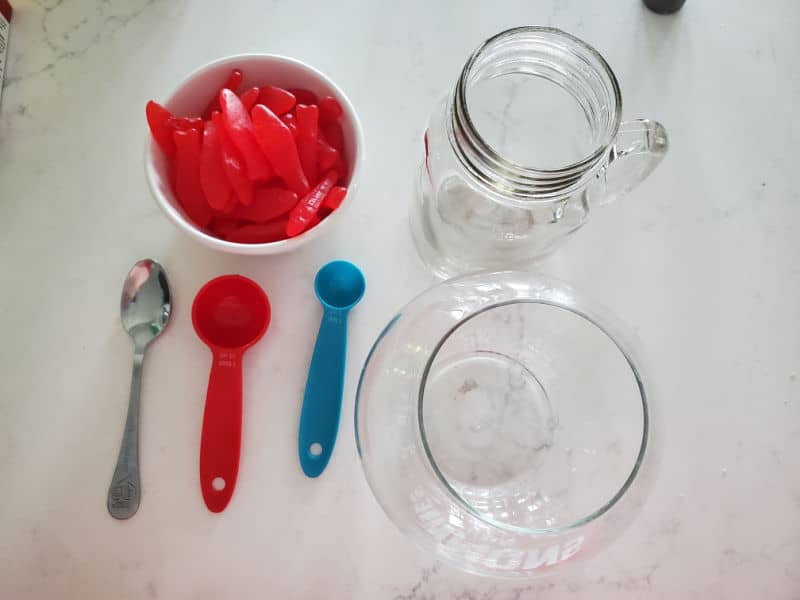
[{"left": 200, "top": 349, "right": 243, "bottom": 512}]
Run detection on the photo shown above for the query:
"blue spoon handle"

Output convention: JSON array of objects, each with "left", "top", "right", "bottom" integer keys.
[{"left": 298, "top": 308, "right": 348, "bottom": 477}]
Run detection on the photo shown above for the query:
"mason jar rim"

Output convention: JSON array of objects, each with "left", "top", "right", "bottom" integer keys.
[{"left": 450, "top": 26, "right": 623, "bottom": 201}]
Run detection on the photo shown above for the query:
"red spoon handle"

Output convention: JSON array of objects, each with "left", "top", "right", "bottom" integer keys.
[{"left": 200, "top": 349, "right": 243, "bottom": 512}]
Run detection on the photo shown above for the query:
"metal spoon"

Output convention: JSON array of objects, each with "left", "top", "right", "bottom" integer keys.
[{"left": 107, "top": 259, "right": 171, "bottom": 519}]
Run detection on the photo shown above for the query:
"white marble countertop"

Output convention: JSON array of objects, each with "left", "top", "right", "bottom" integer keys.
[{"left": 1, "top": 0, "right": 799, "bottom": 598}]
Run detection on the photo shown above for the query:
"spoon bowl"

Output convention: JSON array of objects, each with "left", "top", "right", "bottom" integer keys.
[
  {"left": 193, "top": 275, "right": 271, "bottom": 349},
  {"left": 314, "top": 261, "right": 366, "bottom": 311},
  {"left": 120, "top": 259, "right": 171, "bottom": 345}
]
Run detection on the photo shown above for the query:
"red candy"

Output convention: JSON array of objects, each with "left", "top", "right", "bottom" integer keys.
[
  {"left": 251, "top": 104, "right": 309, "bottom": 196},
  {"left": 173, "top": 128, "right": 212, "bottom": 228},
  {"left": 317, "top": 136, "right": 339, "bottom": 170},
  {"left": 221, "top": 219, "right": 290, "bottom": 244},
  {"left": 219, "top": 89, "right": 272, "bottom": 182},
  {"left": 288, "top": 88, "right": 317, "bottom": 105},
  {"left": 258, "top": 86, "right": 296, "bottom": 115},
  {"left": 281, "top": 112, "right": 298, "bottom": 138},
  {"left": 171, "top": 116, "right": 204, "bottom": 131},
  {"left": 286, "top": 170, "right": 339, "bottom": 237},
  {"left": 213, "top": 111, "right": 254, "bottom": 207},
  {"left": 319, "top": 96, "right": 343, "bottom": 125},
  {"left": 200, "top": 120, "right": 234, "bottom": 212},
  {"left": 146, "top": 101, "right": 176, "bottom": 157},
  {"left": 233, "top": 187, "right": 298, "bottom": 223},
  {"left": 295, "top": 104, "right": 319, "bottom": 184},
  {"left": 202, "top": 68, "right": 243, "bottom": 118},
  {"left": 321, "top": 121, "right": 344, "bottom": 153},
  {"left": 322, "top": 186, "right": 347, "bottom": 211},
  {"left": 146, "top": 68, "right": 349, "bottom": 243},
  {"left": 239, "top": 87, "right": 261, "bottom": 112}
]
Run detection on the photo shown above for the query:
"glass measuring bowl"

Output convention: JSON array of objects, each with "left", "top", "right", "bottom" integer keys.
[
  {"left": 355, "top": 272, "right": 656, "bottom": 578},
  {"left": 412, "top": 27, "right": 668, "bottom": 278}
]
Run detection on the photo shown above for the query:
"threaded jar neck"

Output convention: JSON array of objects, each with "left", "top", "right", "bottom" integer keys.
[{"left": 449, "top": 27, "right": 622, "bottom": 200}]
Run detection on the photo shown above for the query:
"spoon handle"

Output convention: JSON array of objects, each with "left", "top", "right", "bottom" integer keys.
[
  {"left": 107, "top": 350, "right": 144, "bottom": 519},
  {"left": 298, "top": 309, "right": 348, "bottom": 477},
  {"left": 199, "top": 349, "right": 243, "bottom": 512}
]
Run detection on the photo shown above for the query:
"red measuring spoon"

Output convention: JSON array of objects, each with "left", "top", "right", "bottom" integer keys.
[{"left": 192, "top": 275, "right": 270, "bottom": 513}]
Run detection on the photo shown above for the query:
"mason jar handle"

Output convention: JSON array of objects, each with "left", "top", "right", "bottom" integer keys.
[{"left": 603, "top": 119, "right": 668, "bottom": 204}]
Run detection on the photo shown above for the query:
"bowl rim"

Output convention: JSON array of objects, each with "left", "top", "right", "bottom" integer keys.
[
  {"left": 144, "top": 53, "right": 365, "bottom": 255},
  {"left": 416, "top": 297, "right": 649, "bottom": 536},
  {"left": 354, "top": 270, "right": 656, "bottom": 575}
]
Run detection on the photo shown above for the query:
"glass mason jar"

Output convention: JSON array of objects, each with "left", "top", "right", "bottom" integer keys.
[{"left": 412, "top": 27, "right": 668, "bottom": 278}]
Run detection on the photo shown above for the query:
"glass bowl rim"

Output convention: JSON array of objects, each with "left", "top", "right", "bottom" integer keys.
[
  {"left": 417, "top": 296, "right": 649, "bottom": 535},
  {"left": 355, "top": 271, "right": 651, "bottom": 541}
]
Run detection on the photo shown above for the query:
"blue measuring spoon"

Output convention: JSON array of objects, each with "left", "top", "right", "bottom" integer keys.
[{"left": 298, "top": 261, "right": 365, "bottom": 477}]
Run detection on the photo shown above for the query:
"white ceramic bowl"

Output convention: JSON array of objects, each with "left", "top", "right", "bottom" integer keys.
[{"left": 145, "top": 54, "right": 364, "bottom": 255}]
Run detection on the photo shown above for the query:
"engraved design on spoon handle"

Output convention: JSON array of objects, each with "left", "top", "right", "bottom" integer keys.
[{"left": 107, "top": 349, "right": 144, "bottom": 519}]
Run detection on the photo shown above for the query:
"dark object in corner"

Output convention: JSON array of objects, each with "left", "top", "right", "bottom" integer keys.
[{"left": 644, "top": 0, "right": 686, "bottom": 14}]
